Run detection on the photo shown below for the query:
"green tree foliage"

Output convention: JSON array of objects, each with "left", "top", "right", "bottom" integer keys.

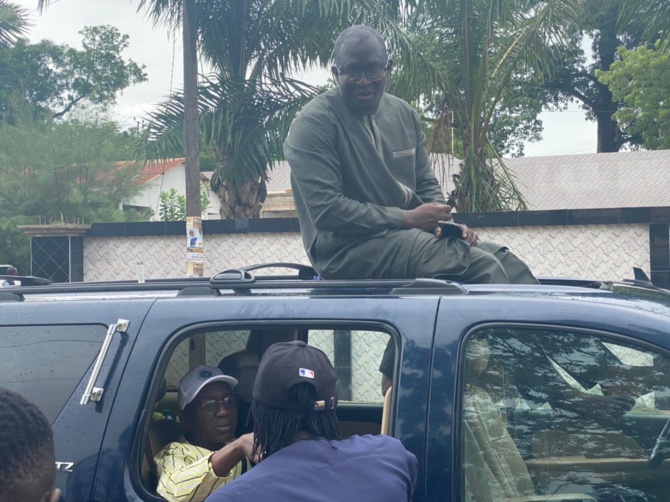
[
  {"left": 488, "top": 85, "right": 546, "bottom": 158},
  {"left": 393, "top": 0, "right": 581, "bottom": 212},
  {"left": 158, "top": 182, "right": 210, "bottom": 221},
  {"left": 159, "top": 188, "right": 186, "bottom": 222},
  {"left": 0, "top": 113, "right": 147, "bottom": 267},
  {"left": 543, "top": 0, "right": 670, "bottom": 152},
  {"left": 597, "top": 41, "right": 670, "bottom": 150},
  {"left": 414, "top": 81, "right": 546, "bottom": 159},
  {"left": 0, "top": 115, "right": 142, "bottom": 219},
  {"left": 0, "top": 0, "right": 28, "bottom": 48},
  {"left": 0, "top": 25, "right": 147, "bottom": 123}
]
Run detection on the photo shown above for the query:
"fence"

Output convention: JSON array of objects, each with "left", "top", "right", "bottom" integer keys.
[{"left": 20, "top": 207, "right": 670, "bottom": 289}]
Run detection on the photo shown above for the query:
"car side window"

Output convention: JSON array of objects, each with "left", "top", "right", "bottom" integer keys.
[
  {"left": 0, "top": 325, "right": 105, "bottom": 423},
  {"left": 461, "top": 327, "right": 670, "bottom": 502},
  {"left": 143, "top": 325, "right": 392, "bottom": 493},
  {"left": 308, "top": 329, "right": 391, "bottom": 403},
  {"left": 164, "top": 330, "right": 250, "bottom": 390}
]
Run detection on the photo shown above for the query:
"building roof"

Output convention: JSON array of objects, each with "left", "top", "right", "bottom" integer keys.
[
  {"left": 505, "top": 150, "right": 670, "bottom": 210},
  {"left": 132, "top": 158, "right": 186, "bottom": 185}
]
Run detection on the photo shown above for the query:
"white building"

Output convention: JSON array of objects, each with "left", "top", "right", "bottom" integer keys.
[{"left": 122, "top": 158, "right": 221, "bottom": 221}]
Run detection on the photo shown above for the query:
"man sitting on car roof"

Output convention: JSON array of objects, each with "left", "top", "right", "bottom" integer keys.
[{"left": 155, "top": 366, "right": 255, "bottom": 502}]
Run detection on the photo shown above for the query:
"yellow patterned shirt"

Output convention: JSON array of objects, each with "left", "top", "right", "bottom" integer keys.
[{"left": 154, "top": 438, "right": 246, "bottom": 502}]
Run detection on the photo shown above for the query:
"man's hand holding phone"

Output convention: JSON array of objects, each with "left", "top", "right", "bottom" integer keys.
[
  {"left": 435, "top": 222, "right": 479, "bottom": 247},
  {"left": 403, "top": 203, "right": 452, "bottom": 232}
]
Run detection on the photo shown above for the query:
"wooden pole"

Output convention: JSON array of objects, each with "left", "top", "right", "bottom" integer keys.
[{"left": 183, "top": 0, "right": 203, "bottom": 276}]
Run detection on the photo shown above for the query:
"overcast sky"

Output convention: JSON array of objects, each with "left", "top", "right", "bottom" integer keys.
[{"left": 15, "top": 0, "right": 597, "bottom": 157}]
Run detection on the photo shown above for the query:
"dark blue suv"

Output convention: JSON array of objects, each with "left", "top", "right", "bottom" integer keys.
[{"left": 2, "top": 266, "right": 670, "bottom": 501}]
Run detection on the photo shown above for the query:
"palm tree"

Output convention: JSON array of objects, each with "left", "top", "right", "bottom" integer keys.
[
  {"left": 138, "top": 0, "right": 404, "bottom": 218},
  {"left": 392, "top": 0, "right": 582, "bottom": 212},
  {"left": 0, "top": 0, "right": 29, "bottom": 47}
]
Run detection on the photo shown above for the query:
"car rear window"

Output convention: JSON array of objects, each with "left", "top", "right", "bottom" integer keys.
[{"left": 0, "top": 325, "right": 105, "bottom": 423}]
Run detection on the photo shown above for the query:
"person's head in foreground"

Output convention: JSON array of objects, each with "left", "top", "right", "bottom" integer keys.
[
  {"left": 331, "top": 25, "right": 392, "bottom": 116},
  {"left": 179, "top": 365, "right": 239, "bottom": 451},
  {"left": 0, "top": 387, "right": 61, "bottom": 502},
  {"left": 251, "top": 341, "right": 341, "bottom": 459}
]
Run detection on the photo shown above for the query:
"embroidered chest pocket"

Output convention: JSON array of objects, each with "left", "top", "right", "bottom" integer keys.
[
  {"left": 392, "top": 148, "right": 415, "bottom": 159},
  {"left": 388, "top": 147, "right": 417, "bottom": 188}
]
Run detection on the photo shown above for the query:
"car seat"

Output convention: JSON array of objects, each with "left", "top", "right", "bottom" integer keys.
[
  {"left": 219, "top": 349, "right": 260, "bottom": 437},
  {"left": 462, "top": 340, "right": 597, "bottom": 502},
  {"left": 142, "top": 378, "right": 183, "bottom": 489}
]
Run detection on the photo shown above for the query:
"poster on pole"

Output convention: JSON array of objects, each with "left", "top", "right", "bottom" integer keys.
[{"left": 186, "top": 216, "right": 204, "bottom": 277}]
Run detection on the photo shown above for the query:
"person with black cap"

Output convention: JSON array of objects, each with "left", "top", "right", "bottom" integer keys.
[
  {"left": 205, "top": 341, "right": 418, "bottom": 502},
  {"left": 155, "top": 365, "right": 255, "bottom": 502}
]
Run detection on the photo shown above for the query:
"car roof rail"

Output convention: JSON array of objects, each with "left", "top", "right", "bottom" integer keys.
[
  {"left": 177, "top": 286, "right": 222, "bottom": 296},
  {"left": 210, "top": 269, "right": 256, "bottom": 286},
  {"left": 240, "top": 262, "right": 319, "bottom": 280},
  {"left": 210, "top": 268, "right": 466, "bottom": 295},
  {"left": 390, "top": 278, "right": 467, "bottom": 295},
  {"left": 537, "top": 277, "right": 605, "bottom": 289}
]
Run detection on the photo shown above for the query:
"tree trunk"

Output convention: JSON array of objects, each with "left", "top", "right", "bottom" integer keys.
[
  {"left": 594, "top": 4, "right": 624, "bottom": 153},
  {"left": 456, "top": 127, "right": 497, "bottom": 213},
  {"left": 595, "top": 101, "right": 621, "bottom": 153},
  {"left": 216, "top": 178, "right": 267, "bottom": 219},
  {"left": 183, "top": 0, "right": 202, "bottom": 217}
]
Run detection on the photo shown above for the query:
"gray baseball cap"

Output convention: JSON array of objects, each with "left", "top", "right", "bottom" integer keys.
[{"left": 178, "top": 365, "right": 238, "bottom": 410}]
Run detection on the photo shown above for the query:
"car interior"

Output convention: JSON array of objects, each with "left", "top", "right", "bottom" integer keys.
[
  {"left": 140, "top": 325, "right": 393, "bottom": 494},
  {"left": 462, "top": 328, "right": 670, "bottom": 502}
]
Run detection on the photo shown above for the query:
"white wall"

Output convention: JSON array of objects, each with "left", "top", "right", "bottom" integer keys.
[{"left": 83, "top": 224, "right": 649, "bottom": 283}]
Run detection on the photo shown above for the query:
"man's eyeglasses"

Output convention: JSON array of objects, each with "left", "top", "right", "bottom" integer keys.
[
  {"left": 197, "top": 396, "right": 237, "bottom": 414},
  {"left": 335, "top": 64, "right": 390, "bottom": 85}
]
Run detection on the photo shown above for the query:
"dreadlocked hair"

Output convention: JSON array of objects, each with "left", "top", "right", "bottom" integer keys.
[
  {"left": 0, "top": 387, "right": 56, "bottom": 502},
  {"left": 252, "top": 382, "right": 340, "bottom": 460}
]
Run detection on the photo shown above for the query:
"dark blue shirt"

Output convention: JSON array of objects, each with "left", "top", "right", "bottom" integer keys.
[{"left": 206, "top": 434, "right": 418, "bottom": 502}]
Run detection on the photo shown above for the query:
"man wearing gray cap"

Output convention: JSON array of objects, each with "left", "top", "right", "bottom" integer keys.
[
  {"left": 155, "top": 365, "right": 255, "bottom": 502},
  {"left": 206, "top": 341, "right": 417, "bottom": 502}
]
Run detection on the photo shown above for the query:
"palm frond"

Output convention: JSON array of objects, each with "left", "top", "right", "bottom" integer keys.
[
  {"left": 392, "top": 0, "right": 582, "bottom": 211},
  {"left": 143, "top": 75, "right": 320, "bottom": 189},
  {"left": 0, "top": 0, "right": 30, "bottom": 47},
  {"left": 136, "top": 0, "right": 182, "bottom": 30},
  {"left": 191, "top": 0, "right": 406, "bottom": 82}
]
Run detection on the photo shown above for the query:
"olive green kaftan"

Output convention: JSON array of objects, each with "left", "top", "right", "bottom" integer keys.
[{"left": 284, "top": 88, "right": 536, "bottom": 284}]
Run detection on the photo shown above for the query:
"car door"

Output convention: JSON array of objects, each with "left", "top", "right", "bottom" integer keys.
[
  {"left": 0, "top": 298, "right": 155, "bottom": 502},
  {"left": 427, "top": 294, "right": 670, "bottom": 502},
  {"left": 103, "top": 294, "right": 439, "bottom": 501}
]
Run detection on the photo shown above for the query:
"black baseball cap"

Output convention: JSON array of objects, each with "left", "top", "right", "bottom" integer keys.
[{"left": 253, "top": 341, "right": 338, "bottom": 412}]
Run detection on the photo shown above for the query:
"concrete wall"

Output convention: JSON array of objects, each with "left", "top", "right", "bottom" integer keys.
[{"left": 83, "top": 223, "right": 649, "bottom": 284}]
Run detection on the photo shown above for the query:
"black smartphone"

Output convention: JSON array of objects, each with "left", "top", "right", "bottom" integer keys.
[{"left": 435, "top": 222, "right": 464, "bottom": 239}]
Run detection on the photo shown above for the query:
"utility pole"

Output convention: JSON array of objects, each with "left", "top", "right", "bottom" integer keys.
[
  {"left": 183, "top": 0, "right": 201, "bottom": 218},
  {"left": 183, "top": 0, "right": 204, "bottom": 278}
]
